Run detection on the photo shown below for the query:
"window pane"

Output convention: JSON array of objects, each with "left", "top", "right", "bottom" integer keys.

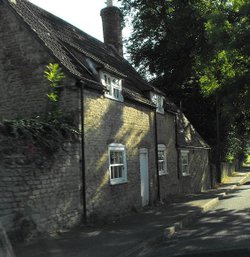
[
  {"left": 111, "top": 165, "right": 123, "bottom": 179},
  {"left": 158, "top": 160, "right": 164, "bottom": 172},
  {"left": 181, "top": 154, "right": 188, "bottom": 165},
  {"left": 110, "top": 151, "right": 123, "bottom": 164},
  {"left": 118, "top": 166, "right": 123, "bottom": 178},
  {"left": 182, "top": 164, "right": 189, "bottom": 174},
  {"left": 113, "top": 88, "right": 120, "bottom": 99},
  {"left": 114, "top": 166, "right": 119, "bottom": 178},
  {"left": 158, "top": 150, "right": 165, "bottom": 173},
  {"left": 103, "top": 73, "right": 122, "bottom": 101},
  {"left": 111, "top": 166, "right": 115, "bottom": 179},
  {"left": 110, "top": 151, "right": 115, "bottom": 164},
  {"left": 118, "top": 151, "right": 123, "bottom": 163},
  {"left": 112, "top": 78, "right": 119, "bottom": 87},
  {"left": 109, "top": 144, "right": 126, "bottom": 184},
  {"left": 106, "top": 84, "right": 111, "bottom": 95},
  {"left": 158, "top": 150, "right": 164, "bottom": 160}
]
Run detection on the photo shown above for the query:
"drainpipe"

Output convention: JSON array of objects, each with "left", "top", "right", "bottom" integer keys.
[
  {"left": 154, "top": 110, "right": 161, "bottom": 201},
  {"left": 76, "top": 80, "right": 87, "bottom": 223},
  {"left": 216, "top": 94, "right": 221, "bottom": 184},
  {"left": 175, "top": 115, "right": 180, "bottom": 179}
]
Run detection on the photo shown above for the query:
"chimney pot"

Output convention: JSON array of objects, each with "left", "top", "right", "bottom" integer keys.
[
  {"left": 100, "top": 5, "right": 123, "bottom": 56},
  {"left": 106, "top": 0, "right": 113, "bottom": 7}
]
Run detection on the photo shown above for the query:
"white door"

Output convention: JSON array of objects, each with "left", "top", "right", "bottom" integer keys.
[{"left": 140, "top": 148, "right": 149, "bottom": 206}]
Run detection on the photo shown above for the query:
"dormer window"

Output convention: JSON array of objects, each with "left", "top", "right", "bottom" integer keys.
[
  {"left": 100, "top": 71, "right": 123, "bottom": 102},
  {"left": 151, "top": 93, "right": 164, "bottom": 114}
]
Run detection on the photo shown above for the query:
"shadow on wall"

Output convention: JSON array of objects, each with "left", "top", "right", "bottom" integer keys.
[
  {"left": 191, "top": 150, "right": 211, "bottom": 192},
  {"left": 0, "top": 89, "right": 156, "bottom": 240},
  {"left": 83, "top": 92, "right": 155, "bottom": 222},
  {"left": 0, "top": 131, "right": 82, "bottom": 242},
  {"left": 0, "top": 222, "right": 16, "bottom": 257}
]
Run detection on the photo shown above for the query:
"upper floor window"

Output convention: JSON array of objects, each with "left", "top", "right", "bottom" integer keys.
[
  {"left": 158, "top": 144, "right": 167, "bottom": 175},
  {"left": 151, "top": 93, "right": 164, "bottom": 114},
  {"left": 108, "top": 143, "right": 127, "bottom": 185},
  {"left": 180, "top": 150, "right": 190, "bottom": 176},
  {"left": 100, "top": 71, "right": 123, "bottom": 102}
]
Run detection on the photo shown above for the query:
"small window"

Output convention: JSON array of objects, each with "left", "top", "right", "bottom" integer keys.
[
  {"left": 151, "top": 93, "right": 164, "bottom": 114},
  {"left": 158, "top": 144, "right": 167, "bottom": 175},
  {"left": 108, "top": 143, "right": 127, "bottom": 185},
  {"left": 101, "top": 71, "right": 123, "bottom": 102},
  {"left": 180, "top": 150, "right": 190, "bottom": 176}
]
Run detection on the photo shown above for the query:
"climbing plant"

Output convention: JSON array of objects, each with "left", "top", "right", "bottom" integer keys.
[
  {"left": 44, "top": 63, "right": 65, "bottom": 104},
  {"left": 0, "top": 63, "right": 79, "bottom": 154}
]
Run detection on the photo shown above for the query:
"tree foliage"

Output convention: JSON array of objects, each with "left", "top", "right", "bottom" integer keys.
[
  {"left": 121, "top": 0, "right": 207, "bottom": 95},
  {"left": 120, "top": 0, "right": 250, "bottom": 161},
  {"left": 195, "top": 0, "right": 250, "bottom": 160}
]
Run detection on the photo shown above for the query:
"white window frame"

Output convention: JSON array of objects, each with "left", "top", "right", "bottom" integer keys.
[
  {"left": 158, "top": 144, "right": 167, "bottom": 175},
  {"left": 180, "top": 150, "right": 190, "bottom": 176},
  {"left": 108, "top": 143, "right": 127, "bottom": 185},
  {"left": 100, "top": 71, "right": 124, "bottom": 102},
  {"left": 150, "top": 93, "right": 164, "bottom": 114}
]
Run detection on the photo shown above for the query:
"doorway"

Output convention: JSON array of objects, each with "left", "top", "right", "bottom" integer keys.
[{"left": 140, "top": 148, "right": 149, "bottom": 206}]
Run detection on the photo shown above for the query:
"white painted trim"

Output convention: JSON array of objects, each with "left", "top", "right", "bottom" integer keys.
[
  {"left": 158, "top": 144, "right": 168, "bottom": 175},
  {"left": 150, "top": 92, "right": 165, "bottom": 114},
  {"left": 108, "top": 143, "right": 127, "bottom": 185},
  {"left": 180, "top": 150, "right": 190, "bottom": 176},
  {"left": 100, "top": 71, "right": 124, "bottom": 102}
]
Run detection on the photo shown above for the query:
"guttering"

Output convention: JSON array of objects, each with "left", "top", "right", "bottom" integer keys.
[
  {"left": 175, "top": 115, "right": 180, "bottom": 179},
  {"left": 177, "top": 145, "right": 211, "bottom": 150}
]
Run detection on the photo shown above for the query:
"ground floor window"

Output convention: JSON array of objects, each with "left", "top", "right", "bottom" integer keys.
[
  {"left": 158, "top": 144, "right": 167, "bottom": 175},
  {"left": 180, "top": 150, "right": 190, "bottom": 176},
  {"left": 108, "top": 143, "right": 127, "bottom": 185}
]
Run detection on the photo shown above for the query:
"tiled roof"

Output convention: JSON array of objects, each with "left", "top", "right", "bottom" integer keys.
[
  {"left": 177, "top": 111, "right": 210, "bottom": 149},
  {"left": 3, "top": 0, "right": 209, "bottom": 149},
  {"left": 4, "top": 0, "right": 156, "bottom": 107},
  {"left": 164, "top": 98, "right": 178, "bottom": 114}
]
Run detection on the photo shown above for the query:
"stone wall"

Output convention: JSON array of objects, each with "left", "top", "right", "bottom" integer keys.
[
  {"left": 180, "top": 148, "right": 211, "bottom": 194},
  {"left": 157, "top": 112, "right": 211, "bottom": 198},
  {"left": 0, "top": 133, "right": 82, "bottom": 239},
  {"left": 0, "top": 1, "right": 52, "bottom": 119},
  {"left": 221, "top": 161, "right": 237, "bottom": 182},
  {"left": 0, "top": 1, "right": 80, "bottom": 120},
  {"left": 156, "top": 113, "right": 180, "bottom": 198},
  {"left": 0, "top": 1, "right": 84, "bottom": 238},
  {"left": 0, "top": 0, "right": 212, "bottom": 236},
  {"left": 84, "top": 90, "right": 157, "bottom": 220}
]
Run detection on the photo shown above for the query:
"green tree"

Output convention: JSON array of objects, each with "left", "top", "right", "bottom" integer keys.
[
  {"left": 120, "top": 0, "right": 250, "bottom": 161},
  {"left": 196, "top": 0, "right": 250, "bottom": 161},
  {"left": 120, "top": 0, "right": 217, "bottom": 145}
]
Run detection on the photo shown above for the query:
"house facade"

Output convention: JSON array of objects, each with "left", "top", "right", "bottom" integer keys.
[{"left": 0, "top": 0, "right": 211, "bottom": 237}]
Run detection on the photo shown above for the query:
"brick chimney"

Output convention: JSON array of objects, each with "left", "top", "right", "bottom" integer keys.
[{"left": 100, "top": 1, "right": 123, "bottom": 56}]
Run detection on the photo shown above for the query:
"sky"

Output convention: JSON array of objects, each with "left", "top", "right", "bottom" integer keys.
[{"left": 28, "top": 0, "right": 128, "bottom": 42}]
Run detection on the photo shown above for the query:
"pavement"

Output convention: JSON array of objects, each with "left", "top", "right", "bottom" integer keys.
[{"left": 13, "top": 168, "right": 250, "bottom": 257}]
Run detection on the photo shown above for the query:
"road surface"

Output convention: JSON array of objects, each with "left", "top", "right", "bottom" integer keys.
[{"left": 141, "top": 177, "right": 250, "bottom": 257}]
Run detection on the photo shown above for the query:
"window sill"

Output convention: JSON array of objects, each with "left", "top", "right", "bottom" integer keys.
[
  {"left": 156, "top": 110, "right": 165, "bottom": 115},
  {"left": 104, "top": 93, "right": 124, "bottom": 103},
  {"left": 110, "top": 180, "right": 128, "bottom": 186},
  {"left": 159, "top": 172, "right": 168, "bottom": 176},
  {"left": 182, "top": 173, "right": 191, "bottom": 177}
]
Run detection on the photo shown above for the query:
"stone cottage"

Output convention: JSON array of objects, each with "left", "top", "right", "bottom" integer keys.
[{"left": 0, "top": 0, "right": 211, "bottom": 237}]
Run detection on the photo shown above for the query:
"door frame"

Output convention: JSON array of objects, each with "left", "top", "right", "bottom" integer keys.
[{"left": 139, "top": 148, "right": 149, "bottom": 206}]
